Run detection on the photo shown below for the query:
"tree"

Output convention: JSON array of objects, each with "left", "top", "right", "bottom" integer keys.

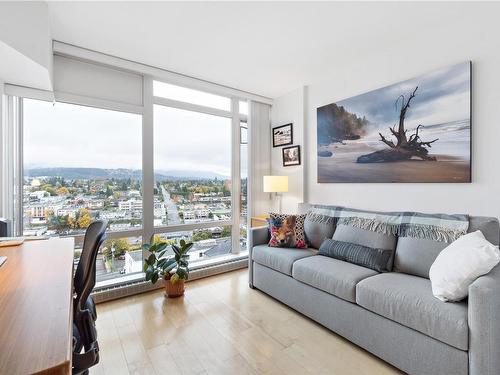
[
  {"left": 76, "top": 208, "right": 92, "bottom": 229},
  {"left": 103, "top": 238, "right": 131, "bottom": 257},
  {"left": 56, "top": 186, "right": 69, "bottom": 196},
  {"left": 105, "top": 185, "right": 113, "bottom": 197},
  {"left": 192, "top": 230, "right": 212, "bottom": 242},
  {"left": 221, "top": 227, "right": 231, "bottom": 237},
  {"left": 357, "top": 86, "right": 438, "bottom": 163},
  {"left": 49, "top": 215, "right": 71, "bottom": 234}
]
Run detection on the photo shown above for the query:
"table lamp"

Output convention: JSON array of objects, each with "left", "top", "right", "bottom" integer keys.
[{"left": 263, "top": 175, "right": 288, "bottom": 213}]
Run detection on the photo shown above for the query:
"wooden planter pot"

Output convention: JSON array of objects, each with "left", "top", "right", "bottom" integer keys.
[{"left": 164, "top": 274, "right": 185, "bottom": 298}]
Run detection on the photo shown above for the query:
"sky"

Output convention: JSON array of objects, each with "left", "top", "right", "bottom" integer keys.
[
  {"left": 24, "top": 98, "right": 247, "bottom": 178},
  {"left": 334, "top": 61, "right": 471, "bottom": 136}
]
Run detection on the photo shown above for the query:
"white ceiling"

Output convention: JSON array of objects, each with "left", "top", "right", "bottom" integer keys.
[{"left": 47, "top": 1, "right": 484, "bottom": 99}]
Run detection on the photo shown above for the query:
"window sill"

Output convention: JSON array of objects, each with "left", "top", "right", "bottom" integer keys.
[{"left": 94, "top": 251, "right": 249, "bottom": 292}]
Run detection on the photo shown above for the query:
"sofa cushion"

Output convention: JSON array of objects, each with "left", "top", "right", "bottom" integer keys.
[
  {"left": 333, "top": 224, "right": 397, "bottom": 270},
  {"left": 469, "top": 216, "right": 500, "bottom": 246},
  {"left": 252, "top": 245, "right": 315, "bottom": 276},
  {"left": 356, "top": 273, "right": 468, "bottom": 350},
  {"left": 304, "top": 212, "right": 336, "bottom": 249},
  {"left": 292, "top": 255, "right": 378, "bottom": 302},
  {"left": 394, "top": 237, "right": 448, "bottom": 278}
]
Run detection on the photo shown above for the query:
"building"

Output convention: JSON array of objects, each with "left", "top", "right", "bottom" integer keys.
[{"left": 118, "top": 199, "right": 143, "bottom": 211}]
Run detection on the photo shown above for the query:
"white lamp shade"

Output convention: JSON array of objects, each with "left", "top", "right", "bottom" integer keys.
[{"left": 263, "top": 175, "right": 288, "bottom": 193}]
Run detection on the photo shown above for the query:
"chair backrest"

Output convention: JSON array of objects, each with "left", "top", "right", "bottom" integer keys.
[{"left": 74, "top": 220, "right": 107, "bottom": 311}]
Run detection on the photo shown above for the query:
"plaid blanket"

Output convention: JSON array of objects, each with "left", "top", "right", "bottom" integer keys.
[{"left": 308, "top": 205, "right": 469, "bottom": 243}]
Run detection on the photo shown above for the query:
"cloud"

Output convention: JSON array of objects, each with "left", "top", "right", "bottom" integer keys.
[
  {"left": 24, "top": 99, "right": 234, "bottom": 177},
  {"left": 334, "top": 61, "right": 470, "bottom": 130}
]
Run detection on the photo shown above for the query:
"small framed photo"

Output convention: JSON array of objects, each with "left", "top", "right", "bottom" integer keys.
[
  {"left": 282, "top": 145, "right": 301, "bottom": 167},
  {"left": 272, "top": 123, "right": 293, "bottom": 147}
]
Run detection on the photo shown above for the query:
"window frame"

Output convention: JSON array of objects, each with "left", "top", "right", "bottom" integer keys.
[
  {"left": 12, "top": 72, "right": 251, "bottom": 288},
  {"left": 149, "top": 78, "right": 247, "bottom": 257}
]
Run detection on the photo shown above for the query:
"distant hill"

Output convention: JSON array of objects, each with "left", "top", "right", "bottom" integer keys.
[{"left": 26, "top": 167, "right": 229, "bottom": 181}]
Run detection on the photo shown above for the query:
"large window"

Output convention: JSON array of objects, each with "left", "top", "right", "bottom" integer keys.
[
  {"left": 153, "top": 106, "right": 232, "bottom": 226},
  {"left": 23, "top": 99, "right": 142, "bottom": 282},
  {"left": 240, "top": 121, "right": 248, "bottom": 251},
  {"left": 17, "top": 77, "right": 250, "bottom": 287},
  {"left": 152, "top": 83, "right": 247, "bottom": 264}
]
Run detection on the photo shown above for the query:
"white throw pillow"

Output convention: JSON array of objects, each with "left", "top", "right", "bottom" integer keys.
[{"left": 429, "top": 230, "right": 500, "bottom": 302}]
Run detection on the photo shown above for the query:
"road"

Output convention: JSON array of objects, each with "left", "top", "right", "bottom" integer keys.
[{"left": 161, "top": 186, "right": 181, "bottom": 225}]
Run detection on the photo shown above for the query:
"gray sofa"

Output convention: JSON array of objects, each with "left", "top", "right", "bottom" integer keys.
[{"left": 248, "top": 203, "right": 500, "bottom": 375}]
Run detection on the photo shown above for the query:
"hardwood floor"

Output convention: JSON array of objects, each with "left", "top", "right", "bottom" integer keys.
[{"left": 91, "top": 269, "right": 402, "bottom": 375}]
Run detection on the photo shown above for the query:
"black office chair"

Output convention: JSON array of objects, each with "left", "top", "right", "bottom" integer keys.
[{"left": 72, "top": 220, "right": 107, "bottom": 375}]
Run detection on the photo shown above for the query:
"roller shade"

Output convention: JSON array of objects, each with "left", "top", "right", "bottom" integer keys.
[{"left": 54, "top": 55, "right": 143, "bottom": 109}]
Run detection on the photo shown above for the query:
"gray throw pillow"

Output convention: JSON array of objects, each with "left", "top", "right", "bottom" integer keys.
[
  {"left": 333, "top": 224, "right": 397, "bottom": 270},
  {"left": 304, "top": 212, "right": 336, "bottom": 249},
  {"left": 319, "top": 239, "right": 392, "bottom": 272}
]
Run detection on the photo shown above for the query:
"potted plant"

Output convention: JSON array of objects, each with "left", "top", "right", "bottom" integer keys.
[{"left": 143, "top": 238, "right": 193, "bottom": 298}]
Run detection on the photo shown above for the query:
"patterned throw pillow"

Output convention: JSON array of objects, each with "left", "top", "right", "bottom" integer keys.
[
  {"left": 268, "top": 213, "right": 307, "bottom": 249},
  {"left": 319, "top": 239, "right": 393, "bottom": 272}
]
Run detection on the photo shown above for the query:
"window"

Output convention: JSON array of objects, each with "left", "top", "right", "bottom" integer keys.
[
  {"left": 153, "top": 105, "right": 232, "bottom": 226},
  {"left": 23, "top": 100, "right": 142, "bottom": 236},
  {"left": 152, "top": 80, "right": 248, "bottom": 264},
  {"left": 240, "top": 122, "right": 248, "bottom": 251},
  {"left": 16, "top": 77, "right": 251, "bottom": 288},
  {"left": 239, "top": 100, "right": 248, "bottom": 116},
  {"left": 74, "top": 235, "right": 143, "bottom": 283},
  {"left": 23, "top": 99, "right": 142, "bottom": 283},
  {"left": 153, "top": 81, "right": 230, "bottom": 111},
  {"left": 154, "top": 225, "right": 232, "bottom": 263}
]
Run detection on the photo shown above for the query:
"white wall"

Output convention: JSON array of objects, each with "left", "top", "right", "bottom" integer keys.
[
  {"left": 272, "top": 4, "right": 500, "bottom": 218},
  {"left": 271, "top": 87, "right": 305, "bottom": 213},
  {"left": 0, "top": 2, "right": 52, "bottom": 90}
]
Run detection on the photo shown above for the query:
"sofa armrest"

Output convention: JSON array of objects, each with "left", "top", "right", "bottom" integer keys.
[
  {"left": 248, "top": 226, "right": 269, "bottom": 287},
  {"left": 468, "top": 264, "right": 500, "bottom": 375}
]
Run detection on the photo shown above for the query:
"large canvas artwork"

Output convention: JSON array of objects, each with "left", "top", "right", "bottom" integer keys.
[{"left": 317, "top": 62, "right": 471, "bottom": 183}]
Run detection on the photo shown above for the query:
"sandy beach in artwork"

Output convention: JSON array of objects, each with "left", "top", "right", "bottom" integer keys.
[{"left": 318, "top": 141, "right": 470, "bottom": 183}]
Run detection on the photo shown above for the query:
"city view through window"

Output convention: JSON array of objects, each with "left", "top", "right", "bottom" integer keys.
[{"left": 23, "top": 98, "right": 248, "bottom": 283}]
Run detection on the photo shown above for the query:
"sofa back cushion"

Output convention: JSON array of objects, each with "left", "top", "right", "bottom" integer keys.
[
  {"left": 395, "top": 216, "right": 500, "bottom": 279},
  {"left": 469, "top": 216, "right": 500, "bottom": 245},
  {"left": 333, "top": 224, "right": 397, "bottom": 270},
  {"left": 304, "top": 213, "right": 337, "bottom": 249},
  {"left": 394, "top": 237, "right": 448, "bottom": 278}
]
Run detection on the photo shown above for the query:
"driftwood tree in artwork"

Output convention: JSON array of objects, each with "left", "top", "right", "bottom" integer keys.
[{"left": 357, "top": 86, "right": 439, "bottom": 163}]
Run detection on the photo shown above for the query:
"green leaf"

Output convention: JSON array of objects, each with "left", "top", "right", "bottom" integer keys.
[
  {"left": 142, "top": 243, "right": 151, "bottom": 252},
  {"left": 151, "top": 272, "right": 159, "bottom": 284},
  {"left": 180, "top": 239, "right": 186, "bottom": 247},
  {"left": 157, "top": 242, "right": 168, "bottom": 252},
  {"left": 147, "top": 253, "right": 156, "bottom": 265},
  {"left": 143, "top": 262, "right": 149, "bottom": 272},
  {"left": 172, "top": 245, "right": 181, "bottom": 256},
  {"left": 179, "top": 259, "right": 188, "bottom": 267},
  {"left": 164, "top": 263, "right": 176, "bottom": 274},
  {"left": 157, "top": 258, "right": 167, "bottom": 268},
  {"left": 176, "top": 267, "right": 188, "bottom": 280}
]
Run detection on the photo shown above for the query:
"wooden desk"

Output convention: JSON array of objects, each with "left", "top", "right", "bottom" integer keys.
[{"left": 0, "top": 237, "right": 75, "bottom": 375}]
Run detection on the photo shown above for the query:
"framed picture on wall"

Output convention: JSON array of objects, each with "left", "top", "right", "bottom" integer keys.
[
  {"left": 283, "top": 145, "right": 301, "bottom": 167},
  {"left": 316, "top": 61, "right": 471, "bottom": 183},
  {"left": 272, "top": 123, "right": 293, "bottom": 147}
]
